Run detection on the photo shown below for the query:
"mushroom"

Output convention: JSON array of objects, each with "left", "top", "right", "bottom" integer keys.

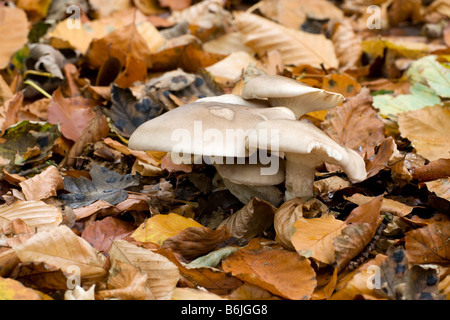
[
  {"left": 196, "top": 94, "right": 270, "bottom": 108},
  {"left": 241, "top": 75, "right": 345, "bottom": 118},
  {"left": 246, "top": 119, "right": 367, "bottom": 200},
  {"left": 128, "top": 101, "right": 296, "bottom": 204}
]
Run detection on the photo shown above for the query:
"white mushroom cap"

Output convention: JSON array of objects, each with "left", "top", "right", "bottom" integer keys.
[
  {"left": 246, "top": 119, "right": 367, "bottom": 200},
  {"left": 214, "top": 157, "right": 285, "bottom": 186},
  {"left": 128, "top": 102, "right": 296, "bottom": 162},
  {"left": 196, "top": 94, "right": 270, "bottom": 108},
  {"left": 242, "top": 75, "right": 345, "bottom": 118}
]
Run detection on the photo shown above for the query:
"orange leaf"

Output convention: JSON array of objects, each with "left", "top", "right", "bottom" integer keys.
[{"left": 222, "top": 239, "right": 316, "bottom": 300}]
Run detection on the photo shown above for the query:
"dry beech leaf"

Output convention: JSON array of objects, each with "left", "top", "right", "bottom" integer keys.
[
  {"left": 114, "top": 54, "right": 148, "bottom": 88},
  {"left": 398, "top": 104, "right": 450, "bottom": 162},
  {"left": 171, "top": 287, "right": 227, "bottom": 300},
  {"left": 11, "top": 261, "right": 70, "bottom": 292},
  {"left": 202, "top": 32, "right": 254, "bottom": 56},
  {"left": 3, "top": 219, "right": 35, "bottom": 248},
  {"left": 274, "top": 198, "right": 331, "bottom": 250},
  {"left": 291, "top": 214, "right": 347, "bottom": 265},
  {"left": 311, "top": 267, "right": 338, "bottom": 300},
  {"left": 0, "top": 277, "right": 44, "bottom": 300},
  {"left": 15, "top": 225, "right": 107, "bottom": 281},
  {"left": 412, "top": 159, "right": 450, "bottom": 182},
  {"left": 329, "top": 18, "right": 362, "bottom": 69},
  {"left": 235, "top": 12, "right": 338, "bottom": 69},
  {"left": 0, "top": 248, "right": 20, "bottom": 278},
  {"left": 221, "top": 197, "right": 277, "bottom": 240},
  {"left": 0, "top": 92, "right": 22, "bottom": 137},
  {"left": 425, "top": 178, "right": 450, "bottom": 202},
  {"left": 405, "top": 222, "right": 450, "bottom": 264},
  {"left": 131, "top": 213, "right": 203, "bottom": 245},
  {"left": 313, "top": 176, "right": 352, "bottom": 200},
  {"left": 321, "top": 87, "right": 385, "bottom": 161},
  {"left": 222, "top": 239, "right": 317, "bottom": 300},
  {"left": 365, "top": 137, "right": 401, "bottom": 179},
  {"left": 333, "top": 196, "right": 383, "bottom": 271},
  {"left": 0, "top": 7, "right": 29, "bottom": 69},
  {"left": 345, "top": 194, "right": 414, "bottom": 218},
  {"left": 321, "top": 73, "right": 362, "bottom": 98},
  {"left": 226, "top": 283, "right": 281, "bottom": 300},
  {"left": 258, "top": 0, "right": 343, "bottom": 30},
  {"left": 96, "top": 260, "right": 152, "bottom": 300},
  {"left": 162, "top": 225, "right": 230, "bottom": 260},
  {"left": 0, "top": 200, "right": 63, "bottom": 233},
  {"left": 109, "top": 239, "right": 179, "bottom": 300},
  {"left": 81, "top": 216, "right": 135, "bottom": 253},
  {"left": 330, "top": 254, "right": 387, "bottom": 300},
  {"left": 19, "top": 165, "right": 64, "bottom": 201}
]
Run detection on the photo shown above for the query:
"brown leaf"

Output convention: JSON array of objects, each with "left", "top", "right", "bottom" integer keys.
[
  {"left": 425, "top": 178, "right": 450, "bottom": 202},
  {"left": 47, "top": 88, "right": 97, "bottom": 141},
  {"left": 334, "top": 196, "right": 383, "bottom": 271},
  {"left": 222, "top": 239, "right": 317, "bottom": 300},
  {"left": 81, "top": 216, "right": 135, "bottom": 253},
  {"left": 321, "top": 87, "right": 385, "bottom": 161},
  {"left": 345, "top": 194, "right": 414, "bottom": 218},
  {"left": 11, "top": 261, "right": 70, "bottom": 292},
  {"left": 412, "top": 159, "right": 450, "bottom": 182},
  {"left": 162, "top": 225, "right": 230, "bottom": 260},
  {"left": 19, "top": 165, "right": 64, "bottom": 201},
  {"left": 159, "top": 0, "right": 191, "bottom": 11},
  {"left": 365, "top": 137, "right": 401, "bottom": 179},
  {"left": 0, "top": 92, "right": 22, "bottom": 137},
  {"left": 405, "top": 222, "right": 450, "bottom": 264},
  {"left": 329, "top": 18, "right": 363, "bottom": 69},
  {"left": 220, "top": 197, "right": 277, "bottom": 240},
  {"left": 321, "top": 73, "right": 362, "bottom": 98},
  {"left": 0, "top": 248, "right": 20, "bottom": 277},
  {"left": 274, "top": 198, "right": 331, "bottom": 250},
  {"left": 63, "top": 108, "right": 110, "bottom": 167},
  {"left": 114, "top": 54, "right": 148, "bottom": 88},
  {"left": 388, "top": 0, "right": 423, "bottom": 26},
  {"left": 96, "top": 260, "right": 152, "bottom": 300}
]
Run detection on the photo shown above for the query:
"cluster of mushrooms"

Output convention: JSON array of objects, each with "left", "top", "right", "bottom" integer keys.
[{"left": 128, "top": 75, "right": 367, "bottom": 206}]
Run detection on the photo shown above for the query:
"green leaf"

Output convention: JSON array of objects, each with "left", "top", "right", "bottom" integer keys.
[
  {"left": 372, "top": 83, "right": 441, "bottom": 118},
  {"left": 59, "top": 162, "right": 140, "bottom": 209},
  {"left": 406, "top": 55, "right": 450, "bottom": 98}
]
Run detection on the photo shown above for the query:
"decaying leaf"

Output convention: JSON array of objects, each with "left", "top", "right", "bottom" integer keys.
[
  {"left": 19, "top": 165, "right": 64, "bottom": 201},
  {"left": 0, "top": 7, "right": 29, "bottom": 69},
  {"left": 59, "top": 162, "right": 140, "bottom": 209}
]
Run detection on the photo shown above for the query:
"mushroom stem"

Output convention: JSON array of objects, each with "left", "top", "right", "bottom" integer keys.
[{"left": 284, "top": 153, "right": 320, "bottom": 200}]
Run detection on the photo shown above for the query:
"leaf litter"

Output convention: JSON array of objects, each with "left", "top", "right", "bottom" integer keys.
[{"left": 0, "top": 0, "right": 449, "bottom": 302}]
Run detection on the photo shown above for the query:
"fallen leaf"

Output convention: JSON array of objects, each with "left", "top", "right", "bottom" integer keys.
[
  {"left": 109, "top": 239, "right": 179, "bottom": 300},
  {"left": 222, "top": 239, "right": 317, "bottom": 300},
  {"left": 291, "top": 214, "right": 347, "bottom": 264},
  {"left": 162, "top": 224, "right": 230, "bottom": 260},
  {"left": 0, "top": 277, "right": 43, "bottom": 300},
  {"left": 171, "top": 287, "right": 227, "bottom": 300},
  {"left": 0, "top": 200, "right": 63, "bottom": 233},
  {"left": 425, "top": 178, "right": 450, "bottom": 202},
  {"left": 412, "top": 159, "right": 450, "bottom": 182},
  {"left": 345, "top": 194, "right": 414, "bottom": 218},
  {"left": 0, "top": 7, "right": 29, "bottom": 69},
  {"left": 131, "top": 213, "right": 203, "bottom": 245},
  {"left": 186, "top": 246, "right": 240, "bottom": 269},
  {"left": 274, "top": 197, "right": 331, "bottom": 250},
  {"left": 405, "top": 222, "right": 450, "bottom": 264},
  {"left": 235, "top": 12, "right": 338, "bottom": 69},
  {"left": 19, "top": 165, "right": 64, "bottom": 201},
  {"left": 59, "top": 162, "right": 140, "bottom": 209},
  {"left": 81, "top": 216, "right": 135, "bottom": 253},
  {"left": 321, "top": 87, "right": 385, "bottom": 160},
  {"left": 220, "top": 197, "right": 276, "bottom": 240},
  {"left": 0, "top": 92, "right": 22, "bottom": 137},
  {"left": 96, "top": 260, "right": 152, "bottom": 300},
  {"left": 10, "top": 261, "right": 70, "bottom": 292},
  {"left": 15, "top": 225, "right": 107, "bottom": 281},
  {"left": 329, "top": 18, "right": 363, "bottom": 69},
  {"left": 398, "top": 103, "right": 450, "bottom": 161}
]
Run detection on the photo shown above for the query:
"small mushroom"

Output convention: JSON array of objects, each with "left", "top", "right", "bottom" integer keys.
[
  {"left": 246, "top": 119, "right": 367, "bottom": 200},
  {"left": 242, "top": 75, "right": 345, "bottom": 118}
]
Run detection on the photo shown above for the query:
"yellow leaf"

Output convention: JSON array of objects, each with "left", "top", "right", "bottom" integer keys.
[
  {"left": 0, "top": 277, "right": 43, "bottom": 300},
  {"left": 291, "top": 214, "right": 346, "bottom": 264},
  {"left": 0, "top": 7, "right": 29, "bottom": 69},
  {"left": 131, "top": 213, "right": 203, "bottom": 245}
]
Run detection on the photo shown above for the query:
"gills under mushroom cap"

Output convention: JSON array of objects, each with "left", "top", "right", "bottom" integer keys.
[{"left": 242, "top": 75, "right": 345, "bottom": 118}]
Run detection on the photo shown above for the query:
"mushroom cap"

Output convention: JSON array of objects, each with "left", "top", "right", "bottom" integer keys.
[
  {"left": 242, "top": 75, "right": 345, "bottom": 118},
  {"left": 196, "top": 94, "right": 270, "bottom": 108},
  {"left": 214, "top": 157, "right": 286, "bottom": 186},
  {"left": 128, "top": 101, "right": 296, "bottom": 159},
  {"left": 246, "top": 119, "right": 367, "bottom": 182}
]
